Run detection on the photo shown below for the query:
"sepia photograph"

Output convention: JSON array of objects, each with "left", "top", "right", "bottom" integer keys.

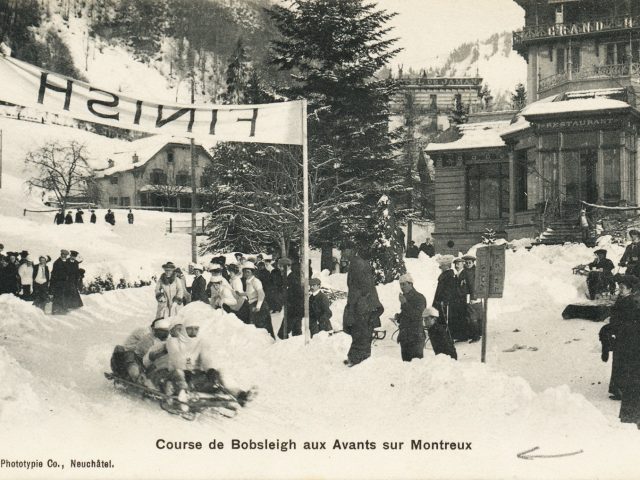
[{"left": 0, "top": 0, "right": 639, "bottom": 478}]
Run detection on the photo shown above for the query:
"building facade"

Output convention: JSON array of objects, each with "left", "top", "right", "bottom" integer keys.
[
  {"left": 427, "top": 0, "right": 640, "bottom": 254},
  {"left": 95, "top": 137, "right": 213, "bottom": 211},
  {"left": 390, "top": 76, "right": 484, "bottom": 136}
]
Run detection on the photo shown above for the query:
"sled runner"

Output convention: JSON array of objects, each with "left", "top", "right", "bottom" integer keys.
[{"left": 104, "top": 372, "right": 246, "bottom": 421}]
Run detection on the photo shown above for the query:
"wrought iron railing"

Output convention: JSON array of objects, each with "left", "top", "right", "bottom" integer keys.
[
  {"left": 514, "top": 14, "right": 640, "bottom": 47},
  {"left": 538, "top": 63, "right": 640, "bottom": 92}
]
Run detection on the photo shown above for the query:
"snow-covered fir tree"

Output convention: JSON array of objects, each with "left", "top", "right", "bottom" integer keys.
[{"left": 369, "top": 195, "right": 407, "bottom": 285}]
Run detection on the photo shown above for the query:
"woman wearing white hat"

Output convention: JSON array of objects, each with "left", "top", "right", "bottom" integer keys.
[
  {"left": 17, "top": 255, "right": 34, "bottom": 300},
  {"left": 242, "top": 261, "right": 275, "bottom": 338}
]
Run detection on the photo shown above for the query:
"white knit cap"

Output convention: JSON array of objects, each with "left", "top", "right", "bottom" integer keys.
[
  {"left": 153, "top": 318, "right": 171, "bottom": 329},
  {"left": 422, "top": 306, "right": 439, "bottom": 318}
]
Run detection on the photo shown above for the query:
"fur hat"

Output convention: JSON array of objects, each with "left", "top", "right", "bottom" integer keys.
[
  {"left": 437, "top": 254, "right": 455, "bottom": 266},
  {"left": 594, "top": 249, "right": 607, "bottom": 256},
  {"left": 399, "top": 273, "right": 414, "bottom": 284},
  {"left": 60, "top": 249, "right": 70, "bottom": 256},
  {"left": 309, "top": 277, "right": 321, "bottom": 286},
  {"left": 208, "top": 263, "right": 222, "bottom": 271},
  {"left": 162, "top": 261, "right": 176, "bottom": 269}
]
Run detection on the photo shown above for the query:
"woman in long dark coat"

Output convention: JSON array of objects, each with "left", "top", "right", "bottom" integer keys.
[
  {"left": 32, "top": 256, "right": 51, "bottom": 310},
  {"left": 342, "top": 248, "right": 384, "bottom": 366},
  {"left": 601, "top": 275, "right": 640, "bottom": 399},
  {"left": 611, "top": 275, "right": 640, "bottom": 426},
  {"left": 64, "top": 252, "right": 84, "bottom": 310},
  {"left": 50, "top": 251, "right": 69, "bottom": 314}
]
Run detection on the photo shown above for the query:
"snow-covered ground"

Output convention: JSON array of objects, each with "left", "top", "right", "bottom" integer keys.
[{"left": 1, "top": 227, "right": 639, "bottom": 479}]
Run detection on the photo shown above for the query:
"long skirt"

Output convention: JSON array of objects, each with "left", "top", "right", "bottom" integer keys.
[
  {"left": 620, "top": 386, "right": 640, "bottom": 426},
  {"left": 249, "top": 301, "right": 274, "bottom": 339},
  {"left": 32, "top": 283, "right": 49, "bottom": 310}
]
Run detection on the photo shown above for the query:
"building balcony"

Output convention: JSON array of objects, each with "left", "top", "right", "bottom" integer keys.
[
  {"left": 538, "top": 63, "right": 640, "bottom": 94},
  {"left": 513, "top": 14, "right": 640, "bottom": 53}
]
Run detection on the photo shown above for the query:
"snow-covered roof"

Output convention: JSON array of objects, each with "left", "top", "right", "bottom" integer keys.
[
  {"left": 520, "top": 88, "right": 631, "bottom": 118},
  {"left": 522, "top": 97, "right": 630, "bottom": 117},
  {"left": 424, "top": 120, "right": 512, "bottom": 152},
  {"left": 94, "top": 135, "right": 213, "bottom": 178},
  {"left": 500, "top": 114, "right": 531, "bottom": 137}
]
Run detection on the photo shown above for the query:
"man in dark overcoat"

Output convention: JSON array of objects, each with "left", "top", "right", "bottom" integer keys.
[
  {"left": 433, "top": 255, "right": 466, "bottom": 341},
  {"left": 309, "top": 277, "right": 333, "bottom": 336},
  {"left": 619, "top": 229, "right": 640, "bottom": 278},
  {"left": 342, "top": 246, "right": 384, "bottom": 366},
  {"left": 460, "top": 254, "right": 482, "bottom": 342},
  {"left": 587, "top": 249, "right": 615, "bottom": 299},
  {"left": 395, "top": 273, "right": 427, "bottom": 362},
  {"left": 50, "top": 249, "right": 69, "bottom": 314}
]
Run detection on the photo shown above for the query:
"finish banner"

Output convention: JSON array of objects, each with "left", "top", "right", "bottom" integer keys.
[{"left": 0, "top": 54, "right": 304, "bottom": 145}]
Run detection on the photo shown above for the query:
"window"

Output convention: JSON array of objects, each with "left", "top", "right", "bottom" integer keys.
[
  {"left": 119, "top": 197, "right": 131, "bottom": 207},
  {"left": 606, "top": 43, "right": 616, "bottom": 65},
  {"left": 515, "top": 151, "right": 528, "bottom": 212},
  {"left": 617, "top": 42, "right": 629, "bottom": 64},
  {"left": 150, "top": 169, "right": 167, "bottom": 185},
  {"left": 108, "top": 196, "right": 118, "bottom": 205},
  {"left": 167, "top": 149, "right": 175, "bottom": 163},
  {"left": 430, "top": 94, "right": 437, "bottom": 110},
  {"left": 175, "top": 170, "right": 190, "bottom": 186},
  {"left": 466, "top": 163, "right": 509, "bottom": 220},
  {"left": 109, "top": 176, "right": 118, "bottom": 185},
  {"left": 570, "top": 46, "right": 580, "bottom": 71},
  {"left": 603, "top": 148, "right": 621, "bottom": 204},
  {"left": 556, "top": 47, "right": 565, "bottom": 74},
  {"left": 633, "top": 41, "right": 640, "bottom": 64}
]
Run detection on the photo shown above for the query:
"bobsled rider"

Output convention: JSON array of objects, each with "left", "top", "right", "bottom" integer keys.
[
  {"left": 110, "top": 318, "right": 171, "bottom": 384},
  {"left": 164, "top": 316, "right": 251, "bottom": 404}
]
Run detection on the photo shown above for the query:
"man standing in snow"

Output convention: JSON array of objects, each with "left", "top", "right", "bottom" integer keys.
[
  {"left": 394, "top": 273, "right": 426, "bottom": 362},
  {"left": 190, "top": 265, "right": 208, "bottom": 303},
  {"left": 460, "top": 254, "right": 482, "bottom": 343},
  {"left": 54, "top": 210, "right": 64, "bottom": 225},
  {"left": 619, "top": 230, "right": 640, "bottom": 278},
  {"left": 50, "top": 249, "right": 69, "bottom": 314},
  {"left": 342, "top": 244, "right": 384, "bottom": 366},
  {"left": 127, "top": 209, "right": 134, "bottom": 224},
  {"left": 64, "top": 211, "right": 74, "bottom": 224},
  {"left": 419, "top": 237, "right": 435, "bottom": 257},
  {"left": 433, "top": 255, "right": 465, "bottom": 342},
  {"left": 309, "top": 277, "right": 333, "bottom": 336},
  {"left": 90, "top": 210, "right": 97, "bottom": 224},
  {"left": 74, "top": 209, "right": 84, "bottom": 223}
]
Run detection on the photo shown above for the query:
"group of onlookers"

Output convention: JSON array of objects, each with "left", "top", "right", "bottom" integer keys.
[
  {"left": 0, "top": 244, "right": 84, "bottom": 314},
  {"left": 54, "top": 208, "right": 134, "bottom": 226},
  {"left": 152, "top": 252, "right": 333, "bottom": 341}
]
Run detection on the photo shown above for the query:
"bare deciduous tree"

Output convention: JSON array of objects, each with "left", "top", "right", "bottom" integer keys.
[{"left": 24, "top": 140, "right": 95, "bottom": 216}]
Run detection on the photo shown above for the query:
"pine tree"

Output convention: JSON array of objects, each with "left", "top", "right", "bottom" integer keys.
[
  {"left": 224, "top": 39, "right": 252, "bottom": 104},
  {"left": 450, "top": 94, "right": 469, "bottom": 125},
  {"left": 511, "top": 83, "right": 527, "bottom": 111},
  {"left": 368, "top": 195, "right": 407, "bottom": 284},
  {"left": 269, "top": 0, "right": 402, "bottom": 248},
  {"left": 480, "top": 83, "right": 493, "bottom": 111}
]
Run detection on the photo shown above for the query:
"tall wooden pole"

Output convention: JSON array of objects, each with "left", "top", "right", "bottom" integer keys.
[
  {"left": 302, "top": 100, "right": 310, "bottom": 345},
  {"left": 190, "top": 76, "right": 197, "bottom": 263}
]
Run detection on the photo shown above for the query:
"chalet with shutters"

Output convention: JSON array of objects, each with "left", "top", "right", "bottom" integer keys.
[{"left": 94, "top": 136, "right": 213, "bottom": 211}]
